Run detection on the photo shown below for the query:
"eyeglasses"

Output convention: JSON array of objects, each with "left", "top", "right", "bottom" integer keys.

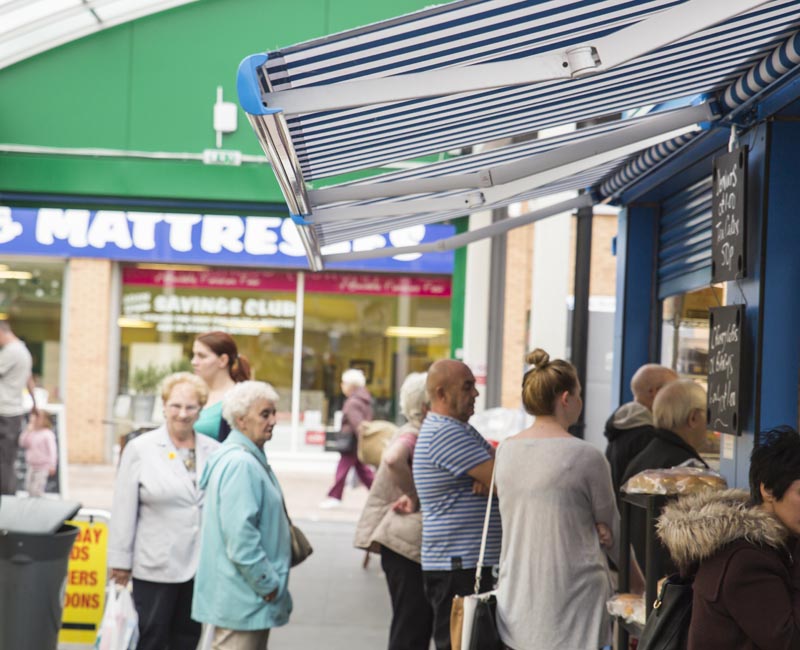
[{"left": 166, "top": 403, "right": 201, "bottom": 414}]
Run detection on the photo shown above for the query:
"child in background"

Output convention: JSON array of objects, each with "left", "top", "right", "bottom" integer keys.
[{"left": 19, "top": 410, "right": 57, "bottom": 496}]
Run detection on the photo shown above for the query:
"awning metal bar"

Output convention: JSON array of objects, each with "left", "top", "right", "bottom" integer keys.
[
  {"left": 310, "top": 121, "right": 699, "bottom": 223},
  {"left": 263, "top": 0, "right": 769, "bottom": 116},
  {"left": 308, "top": 103, "right": 713, "bottom": 206},
  {"left": 311, "top": 192, "right": 487, "bottom": 224},
  {"left": 322, "top": 194, "right": 593, "bottom": 262},
  {"left": 246, "top": 112, "right": 311, "bottom": 216},
  {"left": 479, "top": 124, "right": 699, "bottom": 206},
  {"left": 308, "top": 171, "right": 492, "bottom": 203},
  {"left": 293, "top": 221, "right": 324, "bottom": 271}
]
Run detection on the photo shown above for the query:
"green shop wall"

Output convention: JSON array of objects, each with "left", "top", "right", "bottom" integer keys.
[{"left": 0, "top": 0, "right": 439, "bottom": 213}]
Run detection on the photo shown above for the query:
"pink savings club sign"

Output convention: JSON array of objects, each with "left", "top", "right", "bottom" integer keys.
[{"left": 123, "top": 268, "right": 451, "bottom": 298}]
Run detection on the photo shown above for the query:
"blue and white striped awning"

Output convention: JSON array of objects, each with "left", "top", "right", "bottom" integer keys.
[
  {"left": 238, "top": 0, "right": 800, "bottom": 269},
  {"left": 310, "top": 107, "right": 706, "bottom": 246}
]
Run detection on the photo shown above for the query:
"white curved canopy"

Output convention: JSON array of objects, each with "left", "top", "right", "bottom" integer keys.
[{"left": 0, "top": 0, "right": 198, "bottom": 70}]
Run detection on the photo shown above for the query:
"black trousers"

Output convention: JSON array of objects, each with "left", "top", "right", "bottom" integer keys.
[
  {"left": 0, "top": 415, "right": 23, "bottom": 495},
  {"left": 380, "top": 546, "right": 434, "bottom": 650},
  {"left": 132, "top": 578, "right": 201, "bottom": 650},
  {"left": 422, "top": 566, "right": 494, "bottom": 650}
]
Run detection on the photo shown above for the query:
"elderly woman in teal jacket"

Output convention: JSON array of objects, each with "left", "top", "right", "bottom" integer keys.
[{"left": 192, "top": 381, "right": 292, "bottom": 649}]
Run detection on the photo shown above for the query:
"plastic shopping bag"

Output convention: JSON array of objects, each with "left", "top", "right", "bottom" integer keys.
[
  {"left": 196, "top": 624, "right": 216, "bottom": 650},
  {"left": 95, "top": 583, "right": 139, "bottom": 650}
]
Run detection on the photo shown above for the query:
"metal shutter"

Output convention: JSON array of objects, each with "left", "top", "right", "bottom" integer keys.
[{"left": 657, "top": 177, "right": 713, "bottom": 299}]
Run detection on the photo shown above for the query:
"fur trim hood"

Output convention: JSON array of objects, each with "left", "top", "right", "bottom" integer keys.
[{"left": 657, "top": 489, "right": 789, "bottom": 571}]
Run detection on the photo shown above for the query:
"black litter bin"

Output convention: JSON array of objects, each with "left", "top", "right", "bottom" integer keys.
[{"left": 0, "top": 496, "right": 81, "bottom": 650}]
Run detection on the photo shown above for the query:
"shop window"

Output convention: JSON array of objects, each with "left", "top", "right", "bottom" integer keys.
[
  {"left": 119, "top": 265, "right": 296, "bottom": 407},
  {"left": 301, "top": 273, "right": 451, "bottom": 435},
  {"left": 118, "top": 265, "right": 452, "bottom": 453},
  {"left": 0, "top": 257, "right": 64, "bottom": 403},
  {"left": 660, "top": 285, "right": 724, "bottom": 468}
]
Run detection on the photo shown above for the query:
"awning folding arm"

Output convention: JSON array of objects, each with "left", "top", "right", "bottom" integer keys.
[
  {"left": 322, "top": 195, "right": 594, "bottom": 263},
  {"left": 307, "top": 171, "right": 494, "bottom": 203},
  {"left": 260, "top": 0, "right": 769, "bottom": 116},
  {"left": 309, "top": 103, "right": 713, "bottom": 223},
  {"left": 308, "top": 103, "right": 714, "bottom": 208}
]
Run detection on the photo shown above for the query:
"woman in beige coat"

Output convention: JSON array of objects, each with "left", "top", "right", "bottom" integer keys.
[{"left": 354, "top": 372, "right": 433, "bottom": 650}]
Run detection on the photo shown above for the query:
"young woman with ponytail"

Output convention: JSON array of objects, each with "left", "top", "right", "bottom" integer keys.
[
  {"left": 191, "top": 331, "right": 251, "bottom": 442},
  {"left": 493, "top": 348, "right": 641, "bottom": 650}
]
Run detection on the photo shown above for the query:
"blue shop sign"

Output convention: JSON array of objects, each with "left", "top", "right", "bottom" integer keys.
[{"left": 0, "top": 206, "right": 454, "bottom": 274}]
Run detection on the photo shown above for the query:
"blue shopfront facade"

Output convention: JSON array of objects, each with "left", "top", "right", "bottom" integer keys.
[
  {"left": 0, "top": 206, "right": 454, "bottom": 275},
  {"left": 612, "top": 74, "right": 800, "bottom": 488}
]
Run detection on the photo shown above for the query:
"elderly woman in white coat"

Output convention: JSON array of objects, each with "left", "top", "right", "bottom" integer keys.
[
  {"left": 108, "top": 372, "right": 220, "bottom": 650},
  {"left": 354, "top": 372, "right": 434, "bottom": 650}
]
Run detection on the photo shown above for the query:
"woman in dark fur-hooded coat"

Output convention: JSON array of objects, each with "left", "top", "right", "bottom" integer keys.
[{"left": 657, "top": 426, "right": 800, "bottom": 650}]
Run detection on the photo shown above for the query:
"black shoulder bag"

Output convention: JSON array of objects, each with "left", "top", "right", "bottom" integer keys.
[{"left": 637, "top": 574, "right": 693, "bottom": 650}]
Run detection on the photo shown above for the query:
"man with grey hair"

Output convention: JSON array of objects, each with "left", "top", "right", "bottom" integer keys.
[
  {"left": 320, "top": 368, "right": 374, "bottom": 508},
  {"left": 0, "top": 320, "right": 36, "bottom": 495},
  {"left": 621, "top": 378, "right": 709, "bottom": 576},
  {"left": 604, "top": 363, "right": 678, "bottom": 498}
]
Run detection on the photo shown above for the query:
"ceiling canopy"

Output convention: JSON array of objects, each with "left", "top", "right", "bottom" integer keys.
[{"left": 0, "top": 0, "right": 198, "bottom": 70}]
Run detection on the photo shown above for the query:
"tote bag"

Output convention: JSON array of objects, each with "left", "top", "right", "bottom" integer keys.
[{"left": 450, "top": 453, "right": 503, "bottom": 650}]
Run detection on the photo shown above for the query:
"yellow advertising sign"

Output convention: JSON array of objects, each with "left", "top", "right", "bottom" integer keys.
[{"left": 59, "top": 518, "right": 108, "bottom": 645}]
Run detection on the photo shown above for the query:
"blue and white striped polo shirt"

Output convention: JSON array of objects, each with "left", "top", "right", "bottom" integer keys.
[{"left": 413, "top": 413, "right": 501, "bottom": 571}]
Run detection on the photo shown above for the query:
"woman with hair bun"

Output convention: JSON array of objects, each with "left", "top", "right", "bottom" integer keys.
[
  {"left": 494, "top": 348, "right": 631, "bottom": 650},
  {"left": 191, "top": 331, "right": 251, "bottom": 442}
]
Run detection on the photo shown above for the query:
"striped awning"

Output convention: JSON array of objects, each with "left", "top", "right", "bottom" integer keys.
[
  {"left": 310, "top": 108, "right": 705, "bottom": 246},
  {"left": 238, "top": 0, "right": 800, "bottom": 268}
]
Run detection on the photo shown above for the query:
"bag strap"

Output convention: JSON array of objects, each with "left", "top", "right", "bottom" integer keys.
[{"left": 473, "top": 445, "right": 499, "bottom": 594}]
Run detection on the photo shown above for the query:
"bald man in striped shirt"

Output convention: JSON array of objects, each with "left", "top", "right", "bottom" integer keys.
[{"left": 413, "top": 360, "right": 501, "bottom": 650}]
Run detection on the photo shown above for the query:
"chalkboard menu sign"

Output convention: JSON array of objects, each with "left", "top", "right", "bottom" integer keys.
[
  {"left": 712, "top": 146, "right": 747, "bottom": 282},
  {"left": 707, "top": 304, "right": 744, "bottom": 435}
]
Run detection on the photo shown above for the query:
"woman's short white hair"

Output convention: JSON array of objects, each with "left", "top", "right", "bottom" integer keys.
[
  {"left": 653, "top": 379, "right": 706, "bottom": 431},
  {"left": 341, "top": 368, "right": 366, "bottom": 388},
  {"left": 222, "top": 381, "right": 279, "bottom": 428},
  {"left": 399, "top": 372, "right": 428, "bottom": 428}
]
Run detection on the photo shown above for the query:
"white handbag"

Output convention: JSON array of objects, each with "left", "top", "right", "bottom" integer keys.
[{"left": 459, "top": 455, "right": 500, "bottom": 650}]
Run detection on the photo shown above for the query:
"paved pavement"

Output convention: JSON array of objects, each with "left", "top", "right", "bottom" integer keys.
[
  {"left": 270, "top": 520, "right": 394, "bottom": 649},
  {"left": 65, "top": 455, "right": 372, "bottom": 524},
  {"left": 59, "top": 459, "right": 406, "bottom": 650}
]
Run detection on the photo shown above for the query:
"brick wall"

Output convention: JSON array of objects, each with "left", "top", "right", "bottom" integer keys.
[
  {"left": 65, "top": 258, "right": 112, "bottom": 463},
  {"left": 500, "top": 221, "right": 534, "bottom": 408},
  {"left": 500, "top": 211, "right": 618, "bottom": 410},
  {"left": 568, "top": 213, "right": 618, "bottom": 296},
  {"left": 589, "top": 214, "right": 618, "bottom": 297}
]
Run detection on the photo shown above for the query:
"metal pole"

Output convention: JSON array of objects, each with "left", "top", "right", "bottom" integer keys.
[
  {"left": 485, "top": 207, "right": 508, "bottom": 408},
  {"left": 617, "top": 499, "right": 632, "bottom": 650},
  {"left": 290, "top": 271, "right": 305, "bottom": 453},
  {"left": 569, "top": 203, "right": 592, "bottom": 438}
]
